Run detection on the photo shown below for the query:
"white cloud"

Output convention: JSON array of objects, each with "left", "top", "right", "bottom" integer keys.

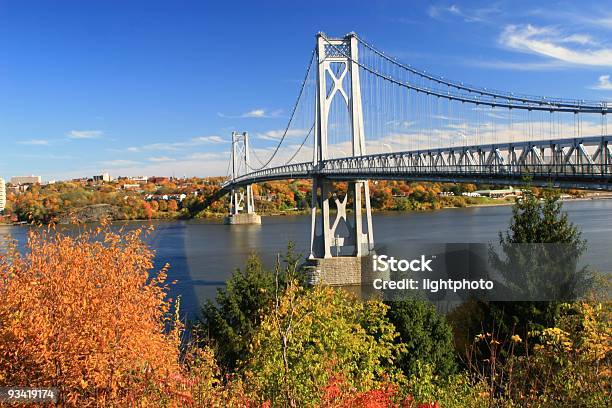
[
  {"left": 560, "top": 34, "right": 595, "bottom": 46},
  {"left": 191, "top": 135, "right": 225, "bottom": 144},
  {"left": 427, "top": 4, "right": 500, "bottom": 23},
  {"left": 126, "top": 135, "right": 227, "bottom": 152},
  {"left": 67, "top": 130, "right": 103, "bottom": 139},
  {"left": 256, "top": 128, "right": 309, "bottom": 141},
  {"left": 19, "top": 153, "right": 74, "bottom": 160},
  {"left": 500, "top": 24, "right": 612, "bottom": 66},
  {"left": 100, "top": 159, "right": 141, "bottom": 167},
  {"left": 89, "top": 154, "right": 230, "bottom": 179},
  {"left": 244, "top": 109, "right": 266, "bottom": 118},
  {"left": 590, "top": 74, "right": 612, "bottom": 90},
  {"left": 17, "top": 139, "right": 49, "bottom": 145},
  {"left": 148, "top": 156, "right": 174, "bottom": 162},
  {"left": 186, "top": 152, "right": 227, "bottom": 160},
  {"left": 217, "top": 108, "right": 283, "bottom": 119},
  {"left": 465, "top": 59, "right": 567, "bottom": 71}
]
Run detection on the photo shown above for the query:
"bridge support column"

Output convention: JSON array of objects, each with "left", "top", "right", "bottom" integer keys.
[
  {"left": 224, "top": 185, "right": 261, "bottom": 224},
  {"left": 306, "top": 32, "right": 375, "bottom": 285},
  {"left": 307, "top": 177, "right": 374, "bottom": 284},
  {"left": 224, "top": 131, "right": 261, "bottom": 225}
]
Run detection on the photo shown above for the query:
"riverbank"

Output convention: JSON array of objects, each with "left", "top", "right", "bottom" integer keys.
[{"left": 4, "top": 195, "right": 611, "bottom": 226}]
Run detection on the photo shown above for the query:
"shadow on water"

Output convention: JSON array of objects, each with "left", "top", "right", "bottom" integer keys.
[{"left": 146, "top": 221, "right": 202, "bottom": 324}]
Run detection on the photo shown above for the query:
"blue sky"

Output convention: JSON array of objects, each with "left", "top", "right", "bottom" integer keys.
[{"left": 1, "top": 0, "right": 611, "bottom": 181}]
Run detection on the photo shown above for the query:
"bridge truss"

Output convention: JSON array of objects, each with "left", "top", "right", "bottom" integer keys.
[{"left": 224, "top": 135, "right": 611, "bottom": 190}]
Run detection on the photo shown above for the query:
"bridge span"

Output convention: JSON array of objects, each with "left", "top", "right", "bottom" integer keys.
[
  {"left": 216, "top": 32, "right": 612, "bottom": 284},
  {"left": 222, "top": 135, "right": 611, "bottom": 192}
]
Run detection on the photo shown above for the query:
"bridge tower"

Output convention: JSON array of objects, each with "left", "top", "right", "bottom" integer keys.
[
  {"left": 308, "top": 33, "right": 375, "bottom": 284},
  {"left": 224, "top": 131, "right": 261, "bottom": 225}
]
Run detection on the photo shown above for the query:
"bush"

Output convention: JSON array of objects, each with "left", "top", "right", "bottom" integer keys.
[
  {"left": 244, "top": 283, "right": 402, "bottom": 407},
  {"left": 466, "top": 301, "right": 611, "bottom": 407},
  {"left": 0, "top": 225, "right": 183, "bottom": 406},
  {"left": 514, "top": 302, "right": 611, "bottom": 406}
]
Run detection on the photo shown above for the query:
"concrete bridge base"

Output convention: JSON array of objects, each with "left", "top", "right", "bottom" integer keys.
[
  {"left": 305, "top": 253, "right": 377, "bottom": 286},
  {"left": 223, "top": 213, "right": 262, "bottom": 225}
]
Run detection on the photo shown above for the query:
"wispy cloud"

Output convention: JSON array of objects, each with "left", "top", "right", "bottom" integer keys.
[
  {"left": 191, "top": 135, "right": 225, "bottom": 144},
  {"left": 125, "top": 135, "right": 227, "bottom": 153},
  {"left": 100, "top": 159, "right": 141, "bottom": 167},
  {"left": 427, "top": 3, "right": 501, "bottom": 24},
  {"left": 499, "top": 24, "right": 612, "bottom": 66},
  {"left": 217, "top": 108, "right": 283, "bottom": 119},
  {"left": 256, "top": 128, "right": 309, "bottom": 141},
  {"left": 17, "top": 139, "right": 50, "bottom": 146},
  {"left": 590, "top": 74, "right": 612, "bottom": 90},
  {"left": 19, "top": 153, "right": 74, "bottom": 160},
  {"left": 464, "top": 59, "right": 567, "bottom": 71},
  {"left": 186, "top": 152, "right": 227, "bottom": 160},
  {"left": 67, "top": 130, "right": 103, "bottom": 139},
  {"left": 148, "top": 156, "right": 174, "bottom": 162}
]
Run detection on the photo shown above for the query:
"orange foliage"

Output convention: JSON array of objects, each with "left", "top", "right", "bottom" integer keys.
[{"left": 0, "top": 224, "right": 183, "bottom": 406}]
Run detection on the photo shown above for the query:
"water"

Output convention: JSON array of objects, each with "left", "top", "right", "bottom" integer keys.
[{"left": 1, "top": 199, "right": 610, "bottom": 321}]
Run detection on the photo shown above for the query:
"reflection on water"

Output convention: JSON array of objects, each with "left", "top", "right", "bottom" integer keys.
[{"left": 1, "top": 199, "right": 610, "bottom": 320}]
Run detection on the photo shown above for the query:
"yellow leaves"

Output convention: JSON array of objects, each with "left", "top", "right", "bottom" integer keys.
[
  {"left": 0, "top": 224, "right": 183, "bottom": 407},
  {"left": 510, "top": 334, "right": 522, "bottom": 343}
]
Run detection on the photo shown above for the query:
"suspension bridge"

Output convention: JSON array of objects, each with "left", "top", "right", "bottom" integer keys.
[{"left": 218, "top": 32, "right": 611, "bottom": 282}]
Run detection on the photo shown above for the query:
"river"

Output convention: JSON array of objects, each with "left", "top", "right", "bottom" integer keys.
[{"left": 1, "top": 199, "right": 610, "bottom": 320}]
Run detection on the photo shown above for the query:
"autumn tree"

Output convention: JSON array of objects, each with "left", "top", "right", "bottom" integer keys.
[
  {"left": 244, "top": 283, "right": 402, "bottom": 407},
  {"left": 0, "top": 225, "right": 183, "bottom": 406},
  {"left": 167, "top": 199, "right": 179, "bottom": 212},
  {"left": 195, "top": 244, "right": 304, "bottom": 372}
]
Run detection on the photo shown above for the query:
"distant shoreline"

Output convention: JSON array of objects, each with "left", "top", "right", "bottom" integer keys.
[{"left": 2, "top": 195, "right": 610, "bottom": 227}]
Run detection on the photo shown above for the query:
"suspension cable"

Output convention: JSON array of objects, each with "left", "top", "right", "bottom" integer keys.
[
  {"left": 355, "top": 34, "right": 606, "bottom": 111},
  {"left": 322, "top": 36, "right": 607, "bottom": 114},
  {"left": 285, "top": 122, "right": 315, "bottom": 164},
  {"left": 245, "top": 49, "right": 316, "bottom": 170}
]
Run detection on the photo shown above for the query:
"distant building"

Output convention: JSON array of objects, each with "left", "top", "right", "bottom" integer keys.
[
  {"left": 0, "top": 178, "right": 6, "bottom": 212},
  {"left": 145, "top": 193, "right": 187, "bottom": 202},
  {"left": 474, "top": 186, "right": 522, "bottom": 199},
  {"left": 93, "top": 172, "right": 111, "bottom": 182},
  {"left": 131, "top": 176, "right": 148, "bottom": 183},
  {"left": 11, "top": 175, "right": 41, "bottom": 185}
]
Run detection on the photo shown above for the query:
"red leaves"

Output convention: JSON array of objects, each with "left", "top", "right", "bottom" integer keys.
[{"left": 319, "top": 373, "right": 439, "bottom": 408}]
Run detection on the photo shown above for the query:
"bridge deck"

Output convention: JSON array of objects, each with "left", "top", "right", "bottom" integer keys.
[{"left": 222, "top": 135, "right": 612, "bottom": 192}]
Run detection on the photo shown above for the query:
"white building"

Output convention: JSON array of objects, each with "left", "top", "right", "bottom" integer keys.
[
  {"left": 93, "top": 172, "right": 111, "bottom": 182},
  {"left": 0, "top": 178, "right": 6, "bottom": 212},
  {"left": 10, "top": 175, "right": 41, "bottom": 185}
]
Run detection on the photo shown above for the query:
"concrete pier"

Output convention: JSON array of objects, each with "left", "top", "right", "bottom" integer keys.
[
  {"left": 223, "top": 213, "right": 261, "bottom": 225},
  {"left": 305, "top": 253, "right": 376, "bottom": 286}
]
